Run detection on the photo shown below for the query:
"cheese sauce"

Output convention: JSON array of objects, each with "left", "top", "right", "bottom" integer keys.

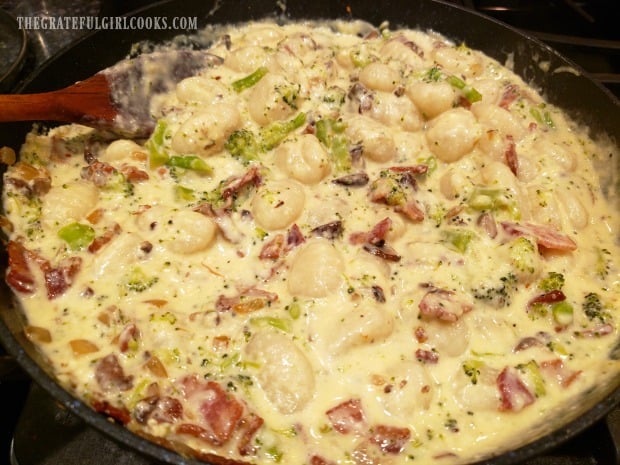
[{"left": 3, "top": 20, "right": 620, "bottom": 465}]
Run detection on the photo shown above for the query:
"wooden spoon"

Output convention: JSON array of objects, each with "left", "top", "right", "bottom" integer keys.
[{"left": 0, "top": 50, "right": 223, "bottom": 138}]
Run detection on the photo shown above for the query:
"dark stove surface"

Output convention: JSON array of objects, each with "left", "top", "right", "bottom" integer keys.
[{"left": 449, "top": 0, "right": 620, "bottom": 97}]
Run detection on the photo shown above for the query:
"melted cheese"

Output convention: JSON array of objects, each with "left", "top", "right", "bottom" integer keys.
[{"left": 3, "top": 20, "right": 620, "bottom": 465}]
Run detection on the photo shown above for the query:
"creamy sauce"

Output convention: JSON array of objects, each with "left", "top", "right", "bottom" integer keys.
[{"left": 3, "top": 20, "right": 620, "bottom": 465}]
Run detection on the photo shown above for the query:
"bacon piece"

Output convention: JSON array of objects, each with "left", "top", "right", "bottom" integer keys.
[
  {"left": 6, "top": 240, "right": 36, "bottom": 294},
  {"left": 540, "top": 359, "right": 581, "bottom": 388},
  {"left": 237, "top": 413, "right": 264, "bottom": 456},
  {"left": 119, "top": 164, "right": 149, "bottom": 183},
  {"left": 259, "top": 234, "right": 285, "bottom": 260},
  {"left": 415, "top": 349, "right": 439, "bottom": 364},
  {"left": 88, "top": 223, "right": 122, "bottom": 253},
  {"left": 418, "top": 288, "right": 473, "bottom": 322},
  {"left": 6, "top": 240, "right": 82, "bottom": 299},
  {"left": 5, "top": 161, "right": 51, "bottom": 197},
  {"left": 527, "top": 289, "right": 566, "bottom": 311},
  {"left": 396, "top": 200, "right": 425, "bottom": 222},
  {"left": 194, "top": 203, "right": 245, "bottom": 243},
  {"left": 118, "top": 323, "right": 140, "bottom": 352},
  {"left": 477, "top": 212, "right": 497, "bottom": 238},
  {"left": 368, "top": 424, "right": 411, "bottom": 454},
  {"left": 391, "top": 34, "right": 424, "bottom": 57},
  {"left": 433, "top": 452, "right": 459, "bottom": 460},
  {"left": 92, "top": 400, "right": 131, "bottom": 425},
  {"left": 513, "top": 336, "right": 544, "bottom": 352},
  {"left": 348, "top": 82, "right": 374, "bottom": 113},
  {"left": 332, "top": 172, "right": 369, "bottom": 186},
  {"left": 326, "top": 399, "right": 366, "bottom": 434},
  {"left": 310, "top": 455, "right": 337, "bottom": 465},
  {"left": 134, "top": 395, "right": 183, "bottom": 424},
  {"left": 287, "top": 223, "right": 306, "bottom": 248},
  {"left": 501, "top": 221, "right": 577, "bottom": 252},
  {"left": 414, "top": 326, "right": 428, "bottom": 343},
  {"left": 81, "top": 160, "right": 117, "bottom": 187},
  {"left": 504, "top": 135, "right": 518, "bottom": 176},
  {"left": 363, "top": 243, "right": 401, "bottom": 262},
  {"left": 389, "top": 165, "right": 428, "bottom": 175},
  {"left": 497, "top": 366, "right": 535, "bottom": 411},
  {"left": 499, "top": 83, "right": 520, "bottom": 109},
  {"left": 221, "top": 165, "right": 262, "bottom": 208},
  {"left": 178, "top": 378, "right": 244, "bottom": 446},
  {"left": 216, "top": 288, "right": 279, "bottom": 313},
  {"left": 259, "top": 224, "right": 305, "bottom": 260},
  {"left": 43, "top": 256, "right": 82, "bottom": 300},
  {"left": 95, "top": 354, "right": 134, "bottom": 392},
  {"left": 350, "top": 144, "right": 365, "bottom": 168},
  {"left": 371, "top": 285, "right": 386, "bottom": 303},
  {"left": 349, "top": 217, "right": 392, "bottom": 245},
  {"left": 368, "top": 174, "right": 425, "bottom": 222},
  {"left": 311, "top": 221, "right": 343, "bottom": 240},
  {"left": 575, "top": 323, "right": 614, "bottom": 338}
]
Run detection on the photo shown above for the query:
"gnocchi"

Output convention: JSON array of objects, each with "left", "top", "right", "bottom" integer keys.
[
  {"left": 426, "top": 108, "right": 481, "bottom": 162},
  {"left": 245, "top": 330, "right": 315, "bottom": 414},
  {"left": 287, "top": 239, "right": 344, "bottom": 298},
  {"left": 171, "top": 103, "right": 241, "bottom": 156},
  {"left": 251, "top": 179, "right": 305, "bottom": 230},
  {"left": 275, "top": 134, "right": 331, "bottom": 184}
]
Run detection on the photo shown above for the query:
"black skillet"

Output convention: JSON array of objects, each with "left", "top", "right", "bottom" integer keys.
[{"left": 0, "top": 1, "right": 619, "bottom": 464}]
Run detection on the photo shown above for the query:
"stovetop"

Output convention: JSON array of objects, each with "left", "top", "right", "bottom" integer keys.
[{"left": 0, "top": 0, "right": 619, "bottom": 464}]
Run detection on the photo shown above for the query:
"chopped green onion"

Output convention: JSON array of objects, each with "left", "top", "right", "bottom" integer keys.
[
  {"left": 446, "top": 75, "right": 482, "bottom": 103},
  {"left": 552, "top": 301, "right": 574, "bottom": 326},
  {"left": 530, "top": 105, "right": 555, "bottom": 128},
  {"left": 316, "top": 118, "right": 351, "bottom": 171},
  {"left": 231, "top": 66, "right": 269, "bottom": 93},
  {"left": 174, "top": 185, "right": 196, "bottom": 202},
  {"left": 250, "top": 316, "right": 292, "bottom": 332},
  {"left": 58, "top": 222, "right": 95, "bottom": 250},
  {"left": 517, "top": 360, "right": 546, "bottom": 397},
  {"left": 287, "top": 301, "right": 301, "bottom": 319},
  {"left": 145, "top": 119, "right": 170, "bottom": 169},
  {"left": 166, "top": 155, "right": 213, "bottom": 174},
  {"left": 442, "top": 228, "right": 475, "bottom": 253},
  {"left": 260, "top": 112, "right": 306, "bottom": 150}
]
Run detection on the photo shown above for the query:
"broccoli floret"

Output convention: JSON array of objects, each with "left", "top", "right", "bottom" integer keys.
[
  {"left": 583, "top": 292, "right": 610, "bottom": 323},
  {"left": 538, "top": 272, "right": 565, "bottom": 292},
  {"left": 225, "top": 129, "right": 261, "bottom": 165},
  {"left": 462, "top": 360, "right": 483, "bottom": 385},
  {"left": 124, "top": 267, "right": 159, "bottom": 294},
  {"left": 467, "top": 187, "right": 520, "bottom": 219},
  {"left": 471, "top": 273, "right": 518, "bottom": 308},
  {"left": 595, "top": 247, "right": 612, "bottom": 279},
  {"left": 508, "top": 236, "right": 538, "bottom": 276}
]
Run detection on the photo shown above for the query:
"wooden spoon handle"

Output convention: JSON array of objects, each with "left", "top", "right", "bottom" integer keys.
[{"left": 0, "top": 74, "right": 116, "bottom": 124}]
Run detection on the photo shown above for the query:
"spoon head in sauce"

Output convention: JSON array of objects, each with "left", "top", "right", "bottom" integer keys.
[{"left": 102, "top": 50, "right": 224, "bottom": 138}]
